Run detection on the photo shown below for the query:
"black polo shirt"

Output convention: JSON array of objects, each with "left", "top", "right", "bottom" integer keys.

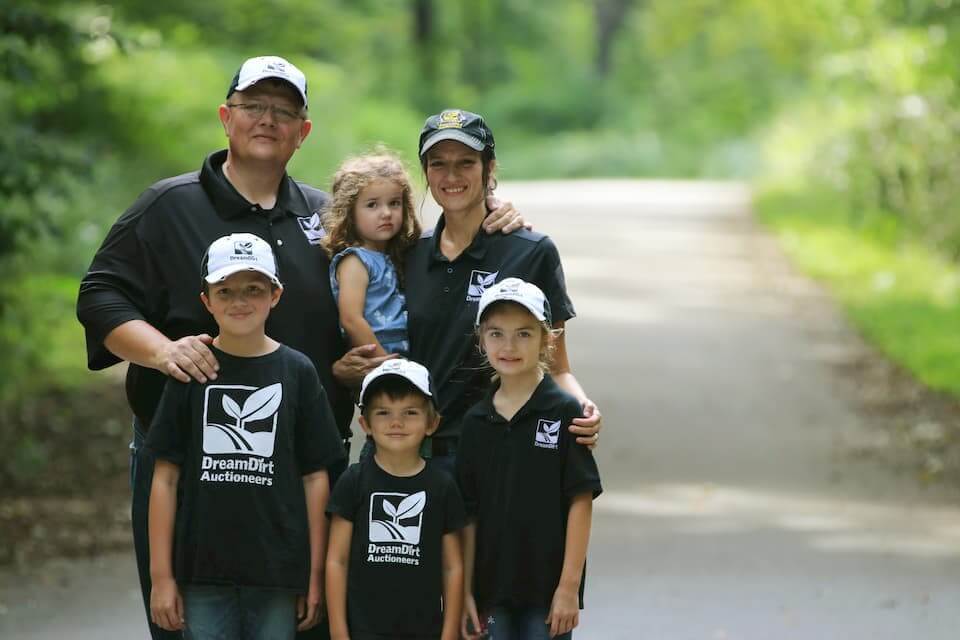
[
  {"left": 405, "top": 216, "right": 575, "bottom": 440},
  {"left": 77, "top": 150, "right": 353, "bottom": 434},
  {"left": 456, "top": 374, "right": 602, "bottom": 611}
]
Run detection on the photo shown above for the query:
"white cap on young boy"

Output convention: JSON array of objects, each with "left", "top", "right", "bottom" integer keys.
[
  {"left": 475, "top": 277, "right": 551, "bottom": 326},
  {"left": 203, "top": 233, "right": 283, "bottom": 288},
  {"left": 359, "top": 359, "right": 435, "bottom": 409}
]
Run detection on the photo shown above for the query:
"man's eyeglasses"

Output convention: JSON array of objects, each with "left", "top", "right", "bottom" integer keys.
[{"left": 226, "top": 102, "right": 303, "bottom": 124}]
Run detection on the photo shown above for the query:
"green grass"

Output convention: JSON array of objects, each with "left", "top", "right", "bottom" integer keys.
[{"left": 755, "top": 187, "right": 960, "bottom": 397}]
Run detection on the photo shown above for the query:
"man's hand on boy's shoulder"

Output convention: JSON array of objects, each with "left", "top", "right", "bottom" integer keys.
[{"left": 156, "top": 333, "right": 219, "bottom": 383}]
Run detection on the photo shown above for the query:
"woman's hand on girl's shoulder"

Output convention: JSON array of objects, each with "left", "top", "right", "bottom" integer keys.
[
  {"left": 483, "top": 196, "right": 532, "bottom": 234},
  {"left": 570, "top": 398, "right": 602, "bottom": 449}
]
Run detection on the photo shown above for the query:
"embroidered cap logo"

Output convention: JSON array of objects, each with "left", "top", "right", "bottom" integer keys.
[{"left": 234, "top": 240, "right": 254, "bottom": 255}]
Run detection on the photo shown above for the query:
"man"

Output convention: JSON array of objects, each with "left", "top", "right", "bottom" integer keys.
[{"left": 77, "top": 55, "right": 519, "bottom": 640}]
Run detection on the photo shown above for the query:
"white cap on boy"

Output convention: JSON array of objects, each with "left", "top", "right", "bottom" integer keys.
[
  {"left": 359, "top": 359, "right": 435, "bottom": 408},
  {"left": 203, "top": 233, "right": 282, "bottom": 288},
  {"left": 475, "top": 277, "right": 551, "bottom": 326}
]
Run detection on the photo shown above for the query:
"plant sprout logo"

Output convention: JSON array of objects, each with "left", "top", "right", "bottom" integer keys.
[
  {"left": 202, "top": 384, "right": 282, "bottom": 458},
  {"left": 297, "top": 212, "right": 325, "bottom": 245},
  {"left": 234, "top": 240, "right": 254, "bottom": 255},
  {"left": 535, "top": 418, "right": 561, "bottom": 450},
  {"left": 369, "top": 491, "right": 426, "bottom": 544},
  {"left": 467, "top": 270, "right": 499, "bottom": 300}
]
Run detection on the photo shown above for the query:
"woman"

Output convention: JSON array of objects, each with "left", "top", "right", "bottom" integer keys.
[{"left": 336, "top": 109, "right": 601, "bottom": 469}]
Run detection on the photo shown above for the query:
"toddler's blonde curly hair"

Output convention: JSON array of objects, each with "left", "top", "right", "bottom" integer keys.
[{"left": 322, "top": 148, "right": 421, "bottom": 287}]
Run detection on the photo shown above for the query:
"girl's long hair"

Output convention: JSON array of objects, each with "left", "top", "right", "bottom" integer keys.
[{"left": 322, "top": 148, "right": 421, "bottom": 287}]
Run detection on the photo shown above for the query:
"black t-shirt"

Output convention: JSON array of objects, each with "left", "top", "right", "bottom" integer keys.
[
  {"left": 456, "top": 375, "right": 602, "bottom": 611},
  {"left": 77, "top": 150, "right": 353, "bottom": 435},
  {"left": 144, "top": 344, "right": 346, "bottom": 592},
  {"left": 405, "top": 217, "right": 575, "bottom": 440},
  {"left": 327, "top": 458, "right": 467, "bottom": 639}
]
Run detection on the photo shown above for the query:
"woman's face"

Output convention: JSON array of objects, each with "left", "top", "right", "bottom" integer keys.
[{"left": 424, "top": 141, "right": 492, "bottom": 215}]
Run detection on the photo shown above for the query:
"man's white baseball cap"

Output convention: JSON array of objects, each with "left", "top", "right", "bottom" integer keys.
[
  {"left": 359, "top": 359, "right": 436, "bottom": 409},
  {"left": 227, "top": 55, "right": 308, "bottom": 107},
  {"left": 202, "top": 233, "right": 282, "bottom": 288},
  {"left": 475, "top": 277, "right": 552, "bottom": 326}
]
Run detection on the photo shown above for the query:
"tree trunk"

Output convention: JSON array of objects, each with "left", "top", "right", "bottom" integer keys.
[{"left": 594, "top": 0, "right": 635, "bottom": 76}]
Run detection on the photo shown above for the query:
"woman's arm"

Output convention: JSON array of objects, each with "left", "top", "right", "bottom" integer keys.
[
  {"left": 325, "top": 516, "right": 353, "bottom": 640},
  {"left": 335, "top": 255, "right": 388, "bottom": 357},
  {"left": 148, "top": 460, "right": 184, "bottom": 632},
  {"left": 546, "top": 493, "right": 593, "bottom": 638},
  {"left": 299, "top": 470, "right": 331, "bottom": 631},
  {"left": 441, "top": 530, "right": 464, "bottom": 640},
  {"left": 550, "top": 322, "right": 603, "bottom": 448}
]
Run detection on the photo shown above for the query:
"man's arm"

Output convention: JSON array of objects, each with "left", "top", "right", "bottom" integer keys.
[
  {"left": 298, "top": 469, "right": 330, "bottom": 631},
  {"left": 546, "top": 493, "right": 592, "bottom": 637},
  {"left": 440, "top": 530, "right": 464, "bottom": 640},
  {"left": 148, "top": 460, "right": 184, "bottom": 632},
  {"left": 325, "top": 515, "right": 353, "bottom": 640},
  {"left": 550, "top": 322, "right": 602, "bottom": 448},
  {"left": 104, "top": 320, "right": 219, "bottom": 384}
]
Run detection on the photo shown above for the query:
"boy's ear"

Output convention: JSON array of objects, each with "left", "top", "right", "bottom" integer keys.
[
  {"left": 270, "top": 286, "right": 283, "bottom": 308},
  {"left": 357, "top": 415, "right": 372, "bottom": 436},
  {"left": 424, "top": 411, "right": 441, "bottom": 436},
  {"left": 200, "top": 291, "right": 212, "bottom": 313}
]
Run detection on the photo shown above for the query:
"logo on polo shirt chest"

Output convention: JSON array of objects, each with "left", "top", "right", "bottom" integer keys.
[
  {"left": 466, "top": 270, "right": 499, "bottom": 302},
  {"left": 535, "top": 418, "right": 561, "bottom": 450},
  {"left": 297, "top": 212, "right": 325, "bottom": 245}
]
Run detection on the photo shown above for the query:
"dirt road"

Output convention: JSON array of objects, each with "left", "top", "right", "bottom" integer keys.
[{"left": 3, "top": 180, "right": 959, "bottom": 639}]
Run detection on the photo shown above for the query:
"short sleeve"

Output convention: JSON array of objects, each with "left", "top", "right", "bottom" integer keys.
[
  {"left": 295, "top": 359, "right": 347, "bottom": 475},
  {"left": 441, "top": 474, "right": 467, "bottom": 533},
  {"left": 143, "top": 378, "right": 192, "bottom": 465},
  {"left": 561, "top": 400, "right": 602, "bottom": 499},
  {"left": 330, "top": 247, "right": 382, "bottom": 296},
  {"left": 535, "top": 236, "right": 575, "bottom": 324},
  {"left": 76, "top": 188, "right": 162, "bottom": 370},
  {"left": 455, "top": 427, "right": 479, "bottom": 519},
  {"left": 326, "top": 463, "right": 361, "bottom": 522}
]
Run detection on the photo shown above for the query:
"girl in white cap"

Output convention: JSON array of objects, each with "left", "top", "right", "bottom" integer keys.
[{"left": 457, "top": 278, "right": 602, "bottom": 640}]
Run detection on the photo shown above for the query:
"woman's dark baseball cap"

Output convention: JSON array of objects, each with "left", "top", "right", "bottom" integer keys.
[{"left": 418, "top": 109, "right": 495, "bottom": 157}]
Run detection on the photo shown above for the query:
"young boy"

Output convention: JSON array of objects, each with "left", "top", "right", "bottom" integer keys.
[
  {"left": 145, "top": 232, "right": 346, "bottom": 640},
  {"left": 326, "top": 359, "right": 465, "bottom": 640}
]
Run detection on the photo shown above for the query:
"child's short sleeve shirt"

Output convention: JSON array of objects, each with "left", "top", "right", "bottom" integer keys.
[
  {"left": 456, "top": 374, "right": 602, "bottom": 611},
  {"left": 144, "top": 345, "right": 346, "bottom": 592},
  {"left": 330, "top": 247, "right": 408, "bottom": 353},
  {"left": 327, "top": 458, "right": 466, "bottom": 639}
]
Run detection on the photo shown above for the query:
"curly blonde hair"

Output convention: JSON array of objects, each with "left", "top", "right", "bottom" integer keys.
[{"left": 322, "top": 148, "right": 421, "bottom": 287}]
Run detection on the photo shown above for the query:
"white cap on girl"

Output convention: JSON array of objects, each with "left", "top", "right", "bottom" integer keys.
[{"left": 475, "top": 277, "right": 551, "bottom": 326}]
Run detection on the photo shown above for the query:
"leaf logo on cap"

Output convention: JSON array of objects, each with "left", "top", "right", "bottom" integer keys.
[{"left": 234, "top": 240, "right": 254, "bottom": 255}]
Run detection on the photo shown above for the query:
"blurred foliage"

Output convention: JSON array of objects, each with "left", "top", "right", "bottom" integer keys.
[{"left": 4, "top": 0, "right": 960, "bottom": 479}]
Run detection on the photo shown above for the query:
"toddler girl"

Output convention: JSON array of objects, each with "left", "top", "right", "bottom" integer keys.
[{"left": 323, "top": 150, "right": 421, "bottom": 356}]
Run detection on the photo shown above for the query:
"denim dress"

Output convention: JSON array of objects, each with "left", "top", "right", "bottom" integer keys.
[{"left": 330, "top": 247, "right": 409, "bottom": 354}]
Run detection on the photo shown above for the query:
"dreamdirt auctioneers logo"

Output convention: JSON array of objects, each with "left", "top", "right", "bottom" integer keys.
[
  {"left": 367, "top": 491, "right": 426, "bottom": 566},
  {"left": 535, "top": 418, "right": 562, "bottom": 450},
  {"left": 200, "top": 383, "right": 282, "bottom": 487},
  {"left": 297, "top": 212, "right": 325, "bottom": 245},
  {"left": 466, "top": 270, "right": 498, "bottom": 302}
]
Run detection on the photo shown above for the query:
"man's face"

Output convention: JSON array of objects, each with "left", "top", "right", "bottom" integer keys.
[{"left": 219, "top": 81, "right": 312, "bottom": 169}]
